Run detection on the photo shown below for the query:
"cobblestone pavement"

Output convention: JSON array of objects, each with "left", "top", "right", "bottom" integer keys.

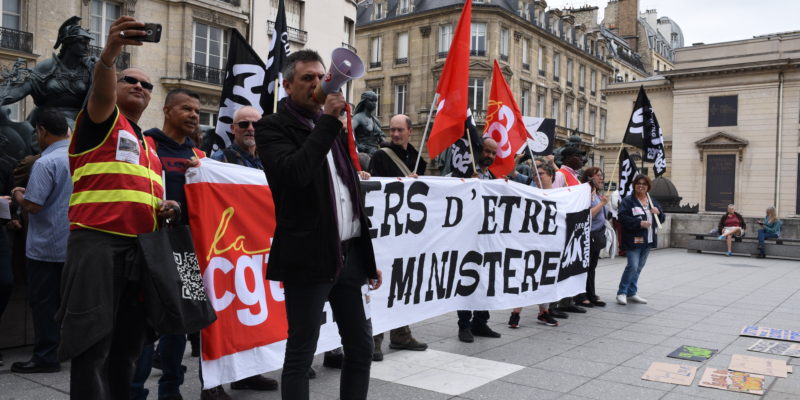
[{"left": 2, "top": 248, "right": 799, "bottom": 399}]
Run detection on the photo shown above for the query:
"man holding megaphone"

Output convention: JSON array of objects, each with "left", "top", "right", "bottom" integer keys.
[{"left": 255, "top": 49, "right": 380, "bottom": 400}]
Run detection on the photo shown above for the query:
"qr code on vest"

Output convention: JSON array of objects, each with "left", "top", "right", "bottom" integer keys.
[{"left": 173, "top": 251, "right": 208, "bottom": 301}]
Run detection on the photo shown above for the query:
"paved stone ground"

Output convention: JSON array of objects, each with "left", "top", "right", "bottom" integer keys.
[{"left": 1, "top": 248, "right": 799, "bottom": 399}]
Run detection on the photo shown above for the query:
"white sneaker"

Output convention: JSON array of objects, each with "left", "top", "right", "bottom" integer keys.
[
  {"left": 616, "top": 294, "right": 627, "bottom": 305},
  {"left": 628, "top": 295, "right": 648, "bottom": 304}
]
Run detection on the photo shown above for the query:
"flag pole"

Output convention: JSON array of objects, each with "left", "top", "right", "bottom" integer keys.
[
  {"left": 608, "top": 144, "right": 625, "bottom": 192},
  {"left": 526, "top": 146, "right": 543, "bottom": 187},
  {"left": 414, "top": 93, "right": 439, "bottom": 174},
  {"left": 466, "top": 126, "right": 478, "bottom": 175},
  {"left": 273, "top": 78, "right": 280, "bottom": 113}
]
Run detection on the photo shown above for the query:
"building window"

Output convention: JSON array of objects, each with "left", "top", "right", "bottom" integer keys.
[
  {"left": 199, "top": 111, "right": 217, "bottom": 127},
  {"left": 589, "top": 109, "right": 596, "bottom": 134},
  {"left": 565, "top": 102, "right": 573, "bottom": 129},
  {"left": 566, "top": 58, "right": 573, "bottom": 86},
  {"left": 370, "top": 36, "right": 382, "bottom": 68},
  {"left": 590, "top": 70, "right": 597, "bottom": 95},
  {"left": 271, "top": 0, "right": 303, "bottom": 28},
  {"left": 394, "top": 83, "right": 407, "bottom": 115},
  {"left": 468, "top": 78, "right": 485, "bottom": 111},
  {"left": 398, "top": 0, "right": 411, "bottom": 14},
  {"left": 709, "top": 95, "right": 738, "bottom": 127},
  {"left": 578, "top": 105, "right": 585, "bottom": 132},
  {"left": 579, "top": 64, "right": 585, "bottom": 90},
  {"left": 705, "top": 154, "right": 736, "bottom": 212},
  {"left": 537, "top": 93, "right": 545, "bottom": 117},
  {"left": 521, "top": 86, "right": 530, "bottom": 116},
  {"left": 553, "top": 52, "right": 560, "bottom": 81},
  {"left": 90, "top": 1, "right": 121, "bottom": 46},
  {"left": 537, "top": 46, "right": 544, "bottom": 74},
  {"left": 551, "top": 97, "right": 560, "bottom": 121},
  {"left": 396, "top": 32, "right": 408, "bottom": 65},
  {"left": 373, "top": 1, "right": 384, "bottom": 20},
  {"left": 470, "top": 22, "right": 486, "bottom": 56},
  {"left": 521, "top": 38, "right": 529, "bottom": 70},
  {"left": 600, "top": 111, "right": 607, "bottom": 140},
  {"left": 438, "top": 24, "right": 452, "bottom": 58},
  {"left": 499, "top": 28, "right": 509, "bottom": 61},
  {"left": 370, "top": 86, "right": 382, "bottom": 117},
  {"left": 193, "top": 22, "right": 229, "bottom": 70}
]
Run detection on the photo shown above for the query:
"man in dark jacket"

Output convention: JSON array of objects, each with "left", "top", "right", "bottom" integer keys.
[
  {"left": 255, "top": 49, "right": 381, "bottom": 400},
  {"left": 367, "top": 114, "right": 427, "bottom": 361}
]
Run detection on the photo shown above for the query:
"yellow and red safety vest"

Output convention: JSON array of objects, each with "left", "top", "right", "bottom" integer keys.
[
  {"left": 558, "top": 167, "right": 581, "bottom": 186},
  {"left": 68, "top": 108, "right": 164, "bottom": 237}
]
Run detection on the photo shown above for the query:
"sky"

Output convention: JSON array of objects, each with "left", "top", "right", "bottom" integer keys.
[{"left": 545, "top": 0, "right": 800, "bottom": 46}]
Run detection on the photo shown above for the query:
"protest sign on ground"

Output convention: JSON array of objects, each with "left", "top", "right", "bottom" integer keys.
[
  {"left": 667, "top": 345, "right": 718, "bottom": 362},
  {"left": 748, "top": 339, "right": 800, "bottom": 357},
  {"left": 698, "top": 368, "right": 765, "bottom": 395},
  {"left": 729, "top": 354, "right": 792, "bottom": 378},
  {"left": 740, "top": 326, "right": 800, "bottom": 343},
  {"left": 641, "top": 362, "right": 697, "bottom": 385}
]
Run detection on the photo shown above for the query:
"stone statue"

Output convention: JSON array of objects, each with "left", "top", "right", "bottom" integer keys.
[
  {"left": 351, "top": 91, "right": 384, "bottom": 155},
  {"left": 554, "top": 134, "right": 583, "bottom": 166},
  {"left": 0, "top": 16, "right": 96, "bottom": 128}
]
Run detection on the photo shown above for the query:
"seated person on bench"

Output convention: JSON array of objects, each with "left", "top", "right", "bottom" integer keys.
[
  {"left": 717, "top": 204, "right": 746, "bottom": 256},
  {"left": 756, "top": 206, "right": 782, "bottom": 258}
]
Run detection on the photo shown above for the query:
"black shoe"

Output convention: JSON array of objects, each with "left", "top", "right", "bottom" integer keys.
[
  {"left": 548, "top": 309, "right": 568, "bottom": 319},
  {"left": 389, "top": 339, "right": 428, "bottom": 351},
  {"left": 373, "top": 350, "right": 383, "bottom": 361},
  {"left": 458, "top": 328, "right": 474, "bottom": 343},
  {"left": 590, "top": 299, "right": 607, "bottom": 307},
  {"left": 10, "top": 360, "right": 61, "bottom": 373},
  {"left": 577, "top": 300, "right": 594, "bottom": 308},
  {"left": 152, "top": 350, "right": 162, "bottom": 370},
  {"left": 307, "top": 367, "right": 316, "bottom": 379},
  {"left": 471, "top": 324, "right": 501, "bottom": 338},
  {"left": 559, "top": 305, "right": 587, "bottom": 313},
  {"left": 537, "top": 311, "right": 559, "bottom": 327},
  {"left": 508, "top": 312, "right": 520, "bottom": 328},
  {"left": 200, "top": 386, "right": 231, "bottom": 400},
  {"left": 323, "top": 349, "right": 343, "bottom": 369},
  {"left": 230, "top": 374, "right": 278, "bottom": 391}
]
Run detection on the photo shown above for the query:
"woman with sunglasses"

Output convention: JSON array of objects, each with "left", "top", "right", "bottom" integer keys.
[{"left": 616, "top": 174, "right": 665, "bottom": 306}]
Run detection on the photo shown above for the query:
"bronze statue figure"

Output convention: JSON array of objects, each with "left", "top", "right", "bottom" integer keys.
[
  {"left": 0, "top": 16, "right": 96, "bottom": 128},
  {"left": 351, "top": 91, "right": 384, "bottom": 155}
]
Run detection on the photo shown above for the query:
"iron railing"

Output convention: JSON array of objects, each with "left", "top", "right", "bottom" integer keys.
[
  {"left": 267, "top": 21, "right": 308, "bottom": 44},
  {"left": 186, "top": 62, "right": 224, "bottom": 85},
  {"left": 0, "top": 27, "right": 33, "bottom": 53},
  {"left": 395, "top": 57, "right": 408, "bottom": 65},
  {"left": 89, "top": 45, "right": 130, "bottom": 70},
  {"left": 341, "top": 42, "right": 357, "bottom": 53},
  {"left": 470, "top": 49, "right": 486, "bottom": 57}
]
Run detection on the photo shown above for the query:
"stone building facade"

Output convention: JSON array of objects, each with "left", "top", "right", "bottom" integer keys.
[{"left": 355, "top": 0, "right": 614, "bottom": 168}]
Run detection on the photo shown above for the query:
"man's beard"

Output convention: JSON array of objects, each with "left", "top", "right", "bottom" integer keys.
[{"left": 478, "top": 157, "right": 493, "bottom": 168}]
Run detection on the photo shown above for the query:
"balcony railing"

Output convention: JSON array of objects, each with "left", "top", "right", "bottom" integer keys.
[
  {"left": 538, "top": 70, "right": 546, "bottom": 77},
  {"left": 397, "top": 6, "right": 411, "bottom": 15},
  {"left": 437, "top": 51, "right": 448, "bottom": 59},
  {"left": 341, "top": 42, "right": 357, "bottom": 53},
  {"left": 267, "top": 21, "right": 308, "bottom": 44},
  {"left": 554, "top": 76, "right": 560, "bottom": 82},
  {"left": 395, "top": 57, "right": 408, "bottom": 65},
  {"left": 566, "top": 81, "right": 573, "bottom": 87},
  {"left": 369, "top": 61, "right": 381, "bottom": 69},
  {"left": 500, "top": 54, "right": 508, "bottom": 62},
  {"left": 470, "top": 49, "right": 486, "bottom": 57},
  {"left": 186, "top": 62, "right": 224, "bottom": 85},
  {"left": 522, "top": 63, "right": 530, "bottom": 71},
  {"left": 218, "top": 0, "right": 241, "bottom": 5},
  {"left": 90, "top": 45, "right": 130, "bottom": 70},
  {"left": 0, "top": 27, "right": 33, "bottom": 53}
]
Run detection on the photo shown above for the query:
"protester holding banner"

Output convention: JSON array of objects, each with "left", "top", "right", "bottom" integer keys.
[
  {"left": 577, "top": 167, "right": 608, "bottom": 308},
  {"left": 616, "top": 174, "right": 665, "bottom": 306},
  {"left": 457, "top": 137, "right": 502, "bottom": 342},
  {"left": 58, "top": 16, "right": 179, "bottom": 399},
  {"left": 367, "top": 114, "right": 428, "bottom": 361},
  {"left": 550, "top": 147, "right": 588, "bottom": 315},
  {"left": 508, "top": 160, "right": 560, "bottom": 328},
  {"left": 254, "top": 49, "right": 381, "bottom": 400}
]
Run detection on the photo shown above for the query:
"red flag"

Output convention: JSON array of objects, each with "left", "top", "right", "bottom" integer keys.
[
  {"left": 483, "top": 60, "right": 528, "bottom": 177},
  {"left": 426, "top": 0, "right": 471, "bottom": 159}
]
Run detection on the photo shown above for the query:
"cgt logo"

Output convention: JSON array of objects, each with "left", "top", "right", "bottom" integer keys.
[
  {"left": 203, "top": 253, "right": 285, "bottom": 327},
  {"left": 485, "top": 103, "right": 515, "bottom": 158}
]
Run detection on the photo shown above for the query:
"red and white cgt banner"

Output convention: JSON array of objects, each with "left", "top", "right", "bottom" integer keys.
[{"left": 185, "top": 159, "right": 590, "bottom": 388}]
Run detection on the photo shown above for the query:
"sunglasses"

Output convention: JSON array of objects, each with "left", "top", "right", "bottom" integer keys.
[
  {"left": 119, "top": 76, "right": 154, "bottom": 91},
  {"left": 235, "top": 121, "right": 256, "bottom": 129}
]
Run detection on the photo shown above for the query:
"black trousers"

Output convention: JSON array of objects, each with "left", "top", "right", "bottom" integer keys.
[
  {"left": 66, "top": 230, "right": 150, "bottom": 400},
  {"left": 586, "top": 229, "right": 605, "bottom": 301},
  {"left": 26, "top": 258, "right": 63, "bottom": 365},
  {"left": 457, "top": 310, "right": 489, "bottom": 330},
  {"left": 281, "top": 243, "right": 373, "bottom": 400}
]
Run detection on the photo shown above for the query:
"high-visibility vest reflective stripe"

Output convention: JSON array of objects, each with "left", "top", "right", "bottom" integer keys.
[
  {"left": 69, "top": 108, "right": 164, "bottom": 237},
  {"left": 558, "top": 167, "right": 581, "bottom": 187}
]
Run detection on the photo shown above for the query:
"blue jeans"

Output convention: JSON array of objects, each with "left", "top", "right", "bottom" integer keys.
[
  {"left": 131, "top": 334, "right": 187, "bottom": 399},
  {"left": 757, "top": 229, "right": 779, "bottom": 252},
  {"left": 617, "top": 246, "right": 651, "bottom": 296}
]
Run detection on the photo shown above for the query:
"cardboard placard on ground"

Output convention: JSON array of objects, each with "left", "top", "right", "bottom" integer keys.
[
  {"left": 748, "top": 339, "right": 800, "bottom": 357},
  {"left": 698, "top": 367, "right": 765, "bottom": 395},
  {"left": 740, "top": 326, "right": 800, "bottom": 343},
  {"left": 641, "top": 362, "right": 697, "bottom": 386},
  {"left": 729, "top": 354, "right": 792, "bottom": 378},
  {"left": 667, "top": 345, "right": 718, "bottom": 362}
]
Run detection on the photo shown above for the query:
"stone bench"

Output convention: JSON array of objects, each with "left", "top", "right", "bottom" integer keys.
[{"left": 685, "top": 233, "right": 800, "bottom": 260}]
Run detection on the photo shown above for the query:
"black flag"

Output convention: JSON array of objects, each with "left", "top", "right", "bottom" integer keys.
[
  {"left": 622, "top": 86, "right": 667, "bottom": 176},
  {"left": 211, "top": 29, "right": 269, "bottom": 154},
  {"left": 265, "top": 0, "right": 291, "bottom": 113},
  {"left": 450, "top": 109, "right": 483, "bottom": 178},
  {"left": 618, "top": 148, "right": 639, "bottom": 199},
  {"left": 521, "top": 117, "right": 556, "bottom": 156}
]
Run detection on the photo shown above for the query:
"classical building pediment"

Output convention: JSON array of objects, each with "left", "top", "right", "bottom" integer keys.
[
  {"left": 695, "top": 131, "right": 749, "bottom": 161},
  {"left": 431, "top": 60, "right": 495, "bottom": 75}
]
